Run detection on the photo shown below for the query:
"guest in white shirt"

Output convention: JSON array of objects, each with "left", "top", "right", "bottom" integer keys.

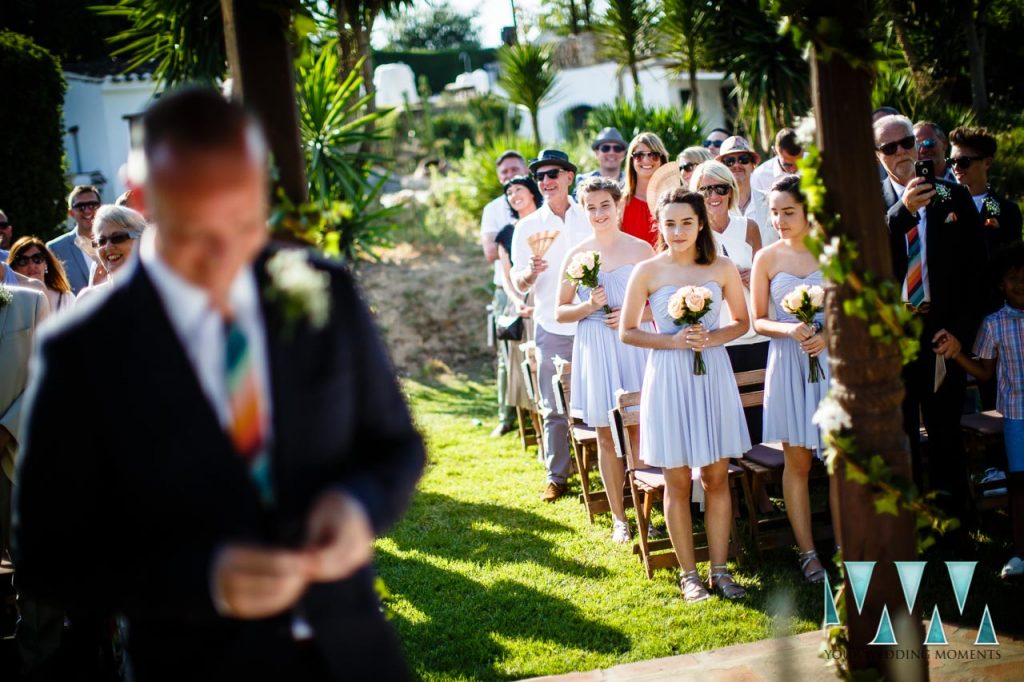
[
  {"left": 750, "top": 127, "right": 804, "bottom": 207},
  {"left": 511, "top": 149, "right": 591, "bottom": 502},
  {"left": 482, "top": 150, "right": 529, "bottom": 437}
]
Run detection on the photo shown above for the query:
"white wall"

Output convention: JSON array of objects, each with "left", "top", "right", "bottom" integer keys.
[
  {"left": 63, "top": 74, "right": 158, "bottom": 205},
  {"left": 518, "top": 60, "right": 732, "bottom": 148}
]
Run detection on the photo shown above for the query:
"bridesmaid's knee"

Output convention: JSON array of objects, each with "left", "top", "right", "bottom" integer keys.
[{"left": 700, "top": 468, "right": 728, "bottom": 493}]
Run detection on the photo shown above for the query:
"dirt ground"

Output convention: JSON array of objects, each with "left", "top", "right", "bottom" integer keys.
[{"left": 355, "top": 239, "right": 496, "bottom": 378}]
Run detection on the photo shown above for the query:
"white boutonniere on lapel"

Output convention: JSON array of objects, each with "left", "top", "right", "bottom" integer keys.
[
  {"left": 983, "top": 196, "right": 1001, "bottom": 229},
  {"left": 0, "top": 284, "right": 11, "bottom": 310},
  {"left": 932, "top": 183, "right": 951, "bottom": 203},
  {"left": 265, "top": 250, "right": 331, "bottom": 331}
]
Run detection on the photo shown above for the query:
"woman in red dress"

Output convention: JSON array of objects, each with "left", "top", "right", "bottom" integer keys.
[{"left": 621, "top": 132, "right": 669, "bottom": 248}]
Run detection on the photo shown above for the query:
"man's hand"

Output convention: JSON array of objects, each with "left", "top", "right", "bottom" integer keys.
[
  {"left": 302, "top": 491, "right": 374, "bottom": 583},
  {"left": 211, "top": 545, "right": 312, "bottom": 619},
  {"left": 901, "top": 176, "right": 936, "bottom": 214},
  {"left": 932, "top": 329, "right": 960, "bottom": 359}
]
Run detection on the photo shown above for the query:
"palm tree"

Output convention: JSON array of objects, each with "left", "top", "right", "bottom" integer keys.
[
  {"left": 659, "top": 0, "right": 709, "bottom": 114},
  {"left": 498, "top": 43, "right": 557, "bottom": 148},
  {"left": 595, "top": 0, "right": 658, "bottom": 94}
]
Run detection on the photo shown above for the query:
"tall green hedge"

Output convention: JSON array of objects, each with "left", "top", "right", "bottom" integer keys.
[
  {"left": 0, "top": 31, "right": 68, "bottom": 242},
  {"left": 373, "top": 48, "right": 497, "bottom": 95}
]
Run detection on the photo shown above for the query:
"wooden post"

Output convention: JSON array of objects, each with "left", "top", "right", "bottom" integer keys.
[
  {"left": 811, "top": 45, "right": 928, "bottom": 677},
  {"left": 221, "top": 0, "right": 307, "bottom": 205}
]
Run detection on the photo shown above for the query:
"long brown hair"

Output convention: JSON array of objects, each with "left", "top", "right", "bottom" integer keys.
[
  {"left": 654, "top": 189, "right": 717, "bottom": 265},
  {"left": 8, "top": 236, "right": 72, "bottom": 294},
  {"left": 625, "top": 132, "right": 669, "bottom": 201}
]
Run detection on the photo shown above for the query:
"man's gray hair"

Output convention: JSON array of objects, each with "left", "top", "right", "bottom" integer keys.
[
  {"left": 873, "top": 114, "right": 913, "bottom": 142},
  {"left": 93, "top": 205, "right": 147, "bottom": 239}
]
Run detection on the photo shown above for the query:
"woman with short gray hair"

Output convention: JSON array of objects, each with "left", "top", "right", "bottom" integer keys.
[{"left": 92, "top": 205, "right": 146, "bottom": 279}]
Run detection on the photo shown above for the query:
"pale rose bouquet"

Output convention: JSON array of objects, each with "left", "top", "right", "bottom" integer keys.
[
  {"left": 781, "top": 284, "right": 826, "bottom": 383},
  {"left": 667, "top": 285, "right": 715, "bottom": 375},
  {"left": 565, "top": 250, "right": 611, "bottom": 313}
]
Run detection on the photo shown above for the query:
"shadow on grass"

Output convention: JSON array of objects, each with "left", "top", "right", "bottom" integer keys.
[
  {"left": 391, "top": 491, "right": 610, "bottom": 580},
  {"left": 380, "top": 549, "right": 631, "bottom": 680},
  {"left": 406, "top": 376, "right": 496, "bottom": 421}
]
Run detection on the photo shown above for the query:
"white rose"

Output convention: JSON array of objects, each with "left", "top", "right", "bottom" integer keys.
[
  {"left": 667, "top": 291, "right": 686, "bottom": 319},
  {"left": 581, "top": 251, "right": 598, "bottom": 270},
  {"left": 808, "top": 285, "right": 826, "bottom": 309},
  {"left": 567, "top": 261, "right": 585, "bottom": 280},
  {"left": 782, "top": 291, "right": 802, "bottom": 314}
]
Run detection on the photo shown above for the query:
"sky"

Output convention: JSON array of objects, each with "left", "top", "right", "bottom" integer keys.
[{"left": 372, "top": 0, "right": 542, "bottom": 49}]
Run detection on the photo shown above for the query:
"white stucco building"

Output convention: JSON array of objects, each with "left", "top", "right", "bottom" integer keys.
[{"left": 62, "top": 65, "right": 159, "bottom": 204}]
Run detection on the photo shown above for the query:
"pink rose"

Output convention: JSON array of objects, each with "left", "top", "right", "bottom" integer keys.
[{"left": 685, "top": 291, "right": 706, "bottom": 312}]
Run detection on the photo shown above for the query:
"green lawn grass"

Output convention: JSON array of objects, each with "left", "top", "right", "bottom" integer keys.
[{"left": 376, "top": 372, "right": 827, "bottom": 681}]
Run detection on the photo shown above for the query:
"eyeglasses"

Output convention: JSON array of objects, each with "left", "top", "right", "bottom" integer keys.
[
  {"left": 918, "top": 138, "right": 938, "bottom": 150},
  {"left": 704, "top": 139, "right": 724, "bottom": 148},
  {"left": 533, "top": 168, "right": 564, "bottom": 181},
  {"left": 680, "top": 162, "right": 697, "bottom": 173},
  {"left": 949, "top": 155, "right": 985, "bottom": 170},
  {"left": 875, "top": 135, "right": 915, "bottom": 156},
  {"left": 598, "top": 144, "right": 625, "bottom": 153},
  {"left": 72, "top": 200, "right": 101, "bottom": 211},
  {"left": 12, "top": 253, "right": 45, "bottom": 267},
  {"left": 632, "top": 151, "right": 661, "bottom": 162},
  {"left": 722, "top": 154, "right": 754, "bottom": 167},
  {"left": 92, "top": 231, "right": 140, "bottom": 249},
  {"left": 698, "top": 184, "right": 731, "bottom": 197}
]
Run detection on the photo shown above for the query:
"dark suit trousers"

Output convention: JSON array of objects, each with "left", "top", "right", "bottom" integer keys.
[{"left": 902, "top": 326, "right": 970, "bottom": 517}]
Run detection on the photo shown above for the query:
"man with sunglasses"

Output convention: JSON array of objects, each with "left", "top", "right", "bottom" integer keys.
[
  {"left": 46, "top": 185, "right": 101, "bottom": 294},
  {"left": 876, "top": 113, "right": 987, "bottom": 524},
  {"left": 510, "top": 149, "right": 590, "bottom": 502},
  {"left": 750, "top": 127, "right": 804, "bottom": 205},
  {"left": 716, "top": 136, "right": 772, "bottom": 246},
  {"left": 0, "top": 208, "right": 12, "bottom": 250},
  {"left": 704, "top": 127, "right": 731, "bottom": 154},
  {"left": 579, "top": 127, "right": 626, "bottom": 185},
  {"left": 948, "top": 126, "right": 1022, "bottom": 264},
  {"left": 914, "top": 121, "right": 954, "bottom": 182}
]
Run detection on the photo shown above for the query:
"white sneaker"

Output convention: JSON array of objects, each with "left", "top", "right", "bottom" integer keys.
[
  {"left": 612, "top": 519, "right": 632, "bottom": 544},
  {"left": 1001, "top": 556, "right": 1024, "bottom": 579}
]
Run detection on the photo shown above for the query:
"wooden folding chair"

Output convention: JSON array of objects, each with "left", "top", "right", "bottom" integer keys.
[
  {"left": 732, "top": 369, "right": 833, "bottom": 555},
  {"left": 551, "top": 358, "right": 633, "bottom": 522},
  {"left": 611, "top": 390, "right": 744, "bottom": 579},
  {"left": 519, "top": 342, "right": 545, "bottom": 460}
]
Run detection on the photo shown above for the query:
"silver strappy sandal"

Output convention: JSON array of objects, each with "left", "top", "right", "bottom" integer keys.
[
  {"left": 680, "top": 569, "right": 711, "bottom": 603},
  {"left": 709, "top": 565, "right": 747, "bottom": 600}
]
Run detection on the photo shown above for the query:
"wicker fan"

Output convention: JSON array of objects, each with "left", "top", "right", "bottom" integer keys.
[{"left": 527, "top": 230, "right": 560, "bottom": 257}]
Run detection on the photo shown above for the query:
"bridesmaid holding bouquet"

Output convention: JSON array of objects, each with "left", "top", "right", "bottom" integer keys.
[
  {"left": 555, "top": 176, "right": 655, "bottom": 544},
  {"left": 750, "top": 174, "right": 840, "bottom": 584},
  {"left": 620, "top": 188, "right": 751, "bottom": 602}
]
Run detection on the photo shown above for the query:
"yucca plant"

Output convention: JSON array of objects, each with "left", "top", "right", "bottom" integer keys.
[
  {"left": 451, "top": 134, "right": 542, "bottom": 219},
  {"left": 497, "top": 44, "right": 557, "bottom": 148},
  {"left": 595, "top": 0, "right": 659, "bottom": 93},
  {"left": 659, "top": 0, "right": 710, "bottom": 114}
]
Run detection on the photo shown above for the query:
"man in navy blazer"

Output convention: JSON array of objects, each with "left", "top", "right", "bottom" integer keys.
[
  {"left": 46, "top": 185, "right": 100, "bottom": 294},
  {"left": 14, "top": 88, "right": 425, "bottom": 681},
  {"left": 876, "top": 114, "right": 987, "bottom": 520}
]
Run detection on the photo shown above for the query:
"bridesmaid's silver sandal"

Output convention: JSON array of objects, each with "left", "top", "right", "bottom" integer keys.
[
  {"left": 799, "top": 549, "right": 827, "bottom": 585},
  {"left": 680, "top": 569, "right": 710, "bottom": 603},
  {"left": 709, "top": 565, "right": 747, "bottom": 600}
]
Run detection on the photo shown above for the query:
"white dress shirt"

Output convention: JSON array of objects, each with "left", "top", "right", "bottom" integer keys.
[
  {"left": 972, "top": 192, "right": 988, "bottom": 214},
  {"left": 510, "top": 200, "right": 591, "bottom": 336},
  {"left": 891, "top": 180, "right": 931, "bottom": 303},
  {"left": 140, "top": 234, "right": 274, "bottom": 438},
  {"left": 481, "top": 195, "right": 516, "bottom": 286}
]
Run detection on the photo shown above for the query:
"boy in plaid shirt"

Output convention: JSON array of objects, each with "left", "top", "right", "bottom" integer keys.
[{"left": 946, "top": 241, "right": 1024, "bottom": 578}]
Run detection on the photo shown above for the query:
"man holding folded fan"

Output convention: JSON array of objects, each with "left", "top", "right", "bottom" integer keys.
[{"left": 876, "top": 113, "right": 987, "bottom": 520}]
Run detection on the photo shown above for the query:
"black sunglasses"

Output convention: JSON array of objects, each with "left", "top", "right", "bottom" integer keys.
[
  {"left": 722, "top": 154, "right": 754, "bottom": 167},
  {"left": 680, "top": 162, "right": 697, "bottom": 173},
  {"left": 533, "top": 168, "right": 564, "bottom": 181},
  {"left": 875, "top": 135, "right": 915, "bottom": 156},
  {"left": 598, "top": 144, "right": 625, "bottom": 153},
  {"left": 698, "top": 184, "right": 731, "bottom": 197},
  {"left": 949, "top": 155, "right": 985, "bottom": 170},
  {"left": 704, "top": 139, "right": 724, "bottom": 148},
  {"left": 72, "top": 200, "right": 101, "bottom": 211},
  {"left": 12, "top": 253, "right": 45, "bottom": 267},
  {"left": 92, "top": 231, "right": 139, "bottom": 249},
  {"left": 0, "top": 221, "right": 10, "bottom": 228}
]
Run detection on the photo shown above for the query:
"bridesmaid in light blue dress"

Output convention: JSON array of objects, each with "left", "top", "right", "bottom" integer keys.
[
  {"left": 556, "top": 176, "right": 655, "bottom": 544},
  {"left": 751, "top": 174, "right": 839, "bottom": 586},
  {"left": 620, "top": 188, "right": 751, "bottom": 602}
]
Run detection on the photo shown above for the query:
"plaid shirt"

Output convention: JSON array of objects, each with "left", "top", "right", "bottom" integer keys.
[{"left": 973, "top": 304, "right": 1024, "bottom": 419}]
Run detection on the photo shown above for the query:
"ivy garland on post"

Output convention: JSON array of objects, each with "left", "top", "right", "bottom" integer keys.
[{"left": 796, "top": 142, "right": 960, "bottom": 679}]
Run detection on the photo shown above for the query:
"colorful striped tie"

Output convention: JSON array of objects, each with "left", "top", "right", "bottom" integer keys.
[
  {"left": 225, "top": 319, "right": 272, "bottom": 505},
  {"left": 906, "top": 225, "right": 925, "bottom": 307}
]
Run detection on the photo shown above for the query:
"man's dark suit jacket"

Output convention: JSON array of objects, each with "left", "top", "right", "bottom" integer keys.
[
  {"left": 882, "top": 177, "right": 987, "bottom": 346},
  {"left": 978, "top": 187, "right": 1023, "bottom": 256},
  {"left": 13, "top": 246, "right": 425, "bottom": 680}
]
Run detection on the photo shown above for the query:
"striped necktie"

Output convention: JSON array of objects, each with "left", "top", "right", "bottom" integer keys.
[
  {"left": 225, "top": 319, "right": 272, "bottom": 505},
  {"left": 906, "top": 224, "right": 925, "bottom": 307}
]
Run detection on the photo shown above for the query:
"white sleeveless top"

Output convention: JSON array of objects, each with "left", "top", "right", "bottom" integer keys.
[{"left": 713, "top": 215, "right": 765, "bottom": 346}]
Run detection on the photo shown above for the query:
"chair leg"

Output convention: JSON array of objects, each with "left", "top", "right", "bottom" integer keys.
[{"left": 740, "top": 469, "right": 761, "bottom": 558}]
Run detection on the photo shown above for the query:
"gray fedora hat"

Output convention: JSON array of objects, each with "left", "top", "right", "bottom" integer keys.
[
  {"left": 528, "top": 148, "right": 578, "bottom": 174},
  {"left": 591, "top": 127, "right": 627, "bottom": 149}
]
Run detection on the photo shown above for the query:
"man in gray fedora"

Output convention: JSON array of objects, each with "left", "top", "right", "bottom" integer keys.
[{"left": 581, "top": 127, "right": 626, "bottom": 185}]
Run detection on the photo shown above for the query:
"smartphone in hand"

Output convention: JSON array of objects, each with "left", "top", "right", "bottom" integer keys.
[{"left": 915, "top": 159, "right": 935, "bottom": 182}]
